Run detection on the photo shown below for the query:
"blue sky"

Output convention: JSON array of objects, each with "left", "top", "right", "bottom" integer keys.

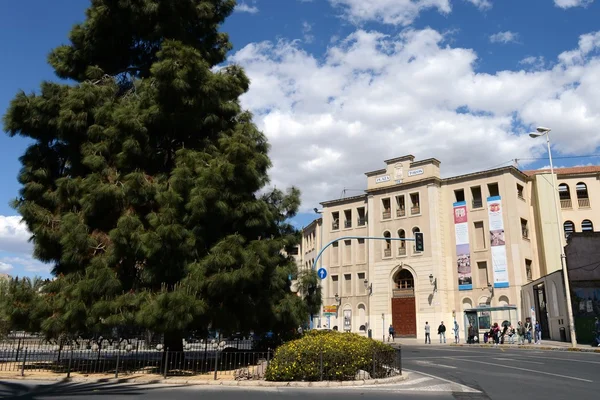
[{"left": 2, "top": 0, "right": 600, "bottom": 278}]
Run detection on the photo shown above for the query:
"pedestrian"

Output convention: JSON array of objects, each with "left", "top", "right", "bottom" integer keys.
[
  {"left": 467, "top": 323, "right": 475, "bottom": 344},
  {"left": 501, "top": 323, "right": 508, "bottom": 344},
  {"left": 438, "top": 321, "right": 446, "bottom": 344},
  {"left": 453, "top": 320, "right": 460, "bottom": 344},
  {"left": 524, "top": 319, "right": 533, "bottom": 344},
  {"left": 516, "top": 321, "right": 525, "bottom": 345},
  {"left": 594, "top": 317, "right": 600, "bottom": 347},
  {"left": 507, "top": 324, "right": 515, "bottom": 344},
  {"left": 388, "top": 324, "right": 395, "bottom": 342},
  {"left": 492, "top": 323, "right": 500, "bottom": 346},
  {"left": 425, "top": 321, "right": 431, "bottom": 344},
  {"left": 534, "top": 321, "right": 542, "bottom": 344}
]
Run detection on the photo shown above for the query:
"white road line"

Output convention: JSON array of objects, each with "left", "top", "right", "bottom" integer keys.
[
  {"left": 398, "top": 376, "right": 434, "bottom": 386},
  {"left": 415, "top": 360, "right": 457, "bottom": 369},
  {"left": 448, "top": 357, "right": 593, "bottom": 383},
  {"left": 519, "top": 354, "right": 600, "bottom": 365},
  {"left": 493, "top": 357, "right": 544, "bottom": 365},
  {"left": 404, "top": 355, "right": 489, "bottom": 360},
  {"left": 402, "top": 368, "right": 481, "bottom": 393}
]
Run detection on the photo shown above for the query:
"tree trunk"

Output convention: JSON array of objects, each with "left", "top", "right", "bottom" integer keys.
[{"left": 162, "top": 331, "right": 184, "bottom": 371}]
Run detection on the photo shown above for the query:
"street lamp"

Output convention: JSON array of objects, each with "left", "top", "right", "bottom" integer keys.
[
  {"left": 313, "top": 208, "right": 324, "bottom": 330},
  {"left": 529, "top": 126, "right": 577, "bottom": 347},
  {"left": 334, "top": 293, "right": 342, "bottom": 306}
]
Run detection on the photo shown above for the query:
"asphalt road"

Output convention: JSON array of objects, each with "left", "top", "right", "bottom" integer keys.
[
  {"left": 401, "top": 344, "right": 600, "bottom": 399},
  {"left": 1, "top": 345, "right": 598, "bottom": 399}
]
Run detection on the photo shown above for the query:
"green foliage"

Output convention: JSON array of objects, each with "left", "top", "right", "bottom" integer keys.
[
  {"left": 265, "top": 331, "right": 396, "bottom": 381},
  {"left": 0, "top": 277, "right": 49, "bottom": 335},
  {"left": 295, "top": 269, "right": 322, "bottom": 317},
  {"left": 2, "top": 0, "right": 307, "bottom": 344}
]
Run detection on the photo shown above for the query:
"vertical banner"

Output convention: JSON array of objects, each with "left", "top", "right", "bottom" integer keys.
[
  {"left": 343, "top": 310, "right": 352, "bottom": 331},
  {"left": 454, "top": 201, "right": 472, "bottom": 290},
  {"left": 487, "top": 196, "right": 509, "bottom": 288}
]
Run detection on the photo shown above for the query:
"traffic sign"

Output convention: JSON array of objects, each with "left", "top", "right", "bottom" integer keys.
[{"left": 317, "top": 268, "right": 327, "bottom": 280}]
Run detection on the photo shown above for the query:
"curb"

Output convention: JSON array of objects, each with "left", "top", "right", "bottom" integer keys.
[
  {"left": 0, "top": 373, "right": 407, "bottom": 388},
  {"left": 449, "top": 344, "right": 600, "bottom": 353}
]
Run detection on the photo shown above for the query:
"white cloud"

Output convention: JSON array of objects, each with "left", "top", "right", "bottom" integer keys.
[
  {"left": 235, "top": 2, "right": 259, "bottom": 14},
  {"left": 0, "top": 216, "right": 33, "bottom": 255},
  {"left": 489, "top": 31, "right": 520, "bottom": 44},
  {"left": 465, "top": 0, "right": 492, "bottom": 10},
  {"left": 228, "top": 29, "right": 600, "bottom": 211},
  {"left": 519, "top": 56, "right": 546, "bottom": 70},
  {"left": 329, "top": 0, "right": 451, "bottom": 26},
  {"left": 554, "top": 0, "right": 594, "bottom": 9},
  {"left": 302, "top": 21, "right": 314, "bottom": 44},
  {"left": 0, "top": 261, "right": 13, "bottom": 272}
]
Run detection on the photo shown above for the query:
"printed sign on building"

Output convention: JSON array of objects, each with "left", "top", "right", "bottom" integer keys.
[
  {"left": 343, "top": 309, "right": 352, "bottom": 331},
  {"left": 487, "top": 196, "right": 509, "bottom": 288},
  {"left": 454, "top": 201, "right": 472, "bottom": 290}
]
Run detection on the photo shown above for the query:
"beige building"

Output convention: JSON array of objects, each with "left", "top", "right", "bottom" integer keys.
[{"left": 301, "top": 155, "right": 600, "bottom": 341}]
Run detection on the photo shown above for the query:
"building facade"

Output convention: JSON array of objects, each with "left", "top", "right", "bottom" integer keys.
[{"left": 302, "top": 156, "right": 600, "bottom": 341}]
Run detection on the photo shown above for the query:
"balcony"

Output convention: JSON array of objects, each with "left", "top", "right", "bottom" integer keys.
[
  {"left": 396, "top": 208, "right": 406, "bottom": 217},
  {"left": 357, "top": 218, "right": 366, "bottom": 226},
  {"left": 397, "top": 247, "right": 406, "bottom": 256},
  {"left": 578, "top": 198, "right": 590, "bottom": 208},
  {"left": 332, "top": 221, "right": 339, "bottom": 230},
  {"left": 382, "top": 210, "right": 392, "bottom": 219},
  {"left": 472, "top": 199, "right": 483, "bottom": 208},
  {"left": 560, "top": 199, "right": 572, "bottom": 209},
  {"left": 344, "top": 220, "right": 352, "bottom": 228},
  {"left": 384, "top": 248, "right": 392, "bottom": 258},
  {"left": 410, "top": 206, "right": 420, "bottom": 215}
]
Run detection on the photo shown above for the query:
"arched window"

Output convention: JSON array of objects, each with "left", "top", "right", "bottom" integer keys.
[
  {"left": 358, "top": 304, "right": 366, "bottom": 331},
  {"left": 383, "top": 231, "right": 391, "bottom": 258},
  {"left": 564, "top": 220, "right": 575, "bottom": 239},
  {"left": 559, "top": 184, "right": 572, "bottom": 208},
  {"left": 412, "top": 227, "right": 421, "bottom": 253},
  {"left": 397, "top": 229, "right": 406, "bottom": 256},
  {"left": 576, "top": 182, "right": 589, "bottom": 208},
  {"left": 394, "top": 269, "right": 414, "bottom": 289},
  {"left": 582, "top": 219, "right": 593, "bottom": 232}
]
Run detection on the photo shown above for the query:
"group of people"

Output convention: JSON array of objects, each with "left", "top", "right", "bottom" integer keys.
[
  {"left": 467, "top": 320, "right": 542, "bottom": 345},
  {"left": 423, "top": 321, "right": 460, "bottom": 344}
]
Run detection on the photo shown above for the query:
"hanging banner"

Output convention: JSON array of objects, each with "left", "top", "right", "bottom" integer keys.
[
  {"left": 454, "top": 201, "right": 472, "bottom": 290},
  {"left": 343, "top": 310, "right": 352, "bottom": 331},
  {"left": 487, "top": 196, "right": 509, "bottom": 288}
]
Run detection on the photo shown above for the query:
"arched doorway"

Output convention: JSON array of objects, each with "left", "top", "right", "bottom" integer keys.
[{"left": 391, "top": 269, "right": 417, "bottom": 337}]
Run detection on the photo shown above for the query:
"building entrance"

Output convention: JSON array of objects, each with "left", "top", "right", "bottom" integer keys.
[{"left": 391, "top": 269, "right": 417, "bottom": 337}]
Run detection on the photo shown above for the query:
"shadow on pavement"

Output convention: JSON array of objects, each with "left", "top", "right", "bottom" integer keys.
[{"left": 0, "top": 378, "right": 187, "bottom": 399}]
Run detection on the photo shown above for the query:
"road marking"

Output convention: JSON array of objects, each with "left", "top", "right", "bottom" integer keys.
[
  {"left": 519, "top": 354, "right": 600, "bottom": 365},
  {"left": 402, "top": 368, "right": 481, "bottom": 393},
  {"left": 448, "top": 357, "right": 593, "bottom": 383},
  {"left": 493, "top": 357, "right": 543, "bottom": 365},
  {"left": 404, "top": 355, "right": 489, "bottom": 360},
  {"left": 414, "top": 360, "right": 457, "bottom": 369}
]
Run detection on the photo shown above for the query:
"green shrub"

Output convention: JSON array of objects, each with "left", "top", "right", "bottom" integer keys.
[{"left": 265, "top": 330, "right": 396, "bottom": 381}]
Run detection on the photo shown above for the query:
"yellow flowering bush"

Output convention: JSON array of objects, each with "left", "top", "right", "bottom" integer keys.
[{"left": 265, "top": 330, "right": 396, "bottom": 381}]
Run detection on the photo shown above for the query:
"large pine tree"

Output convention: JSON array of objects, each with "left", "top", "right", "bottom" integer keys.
[{"left": 3, "top": 0, "right": 307, "bottom": 351}]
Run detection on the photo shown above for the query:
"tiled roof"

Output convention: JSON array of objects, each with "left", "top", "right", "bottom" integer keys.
[{"left": 522, "top": 166, "right": 600, "bottom": 176}]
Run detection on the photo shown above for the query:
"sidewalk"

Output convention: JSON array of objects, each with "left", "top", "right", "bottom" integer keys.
[{"left": 383, "top": 337, "right": 600, "bottom": 353}]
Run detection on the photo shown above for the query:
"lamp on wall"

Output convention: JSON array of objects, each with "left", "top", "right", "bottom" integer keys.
[
  {"left": 429, "top": 274, "right": 437, "bottom": 293},
  {"left": 363, "top": 279, "right": 373, "bottom": 295},
  {"left": 487, "top": 282, "right": 494, "bottom": 297},
  {"left": 334, "top": 293, "right": 342, "bottom": 306},
  {"left": 429, "top": 274, "right": 434, "bottom": 284}
]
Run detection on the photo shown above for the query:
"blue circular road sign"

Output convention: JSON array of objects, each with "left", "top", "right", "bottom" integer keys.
[{"left": 317, "top": 268, "right": 327, "bottom": 280}]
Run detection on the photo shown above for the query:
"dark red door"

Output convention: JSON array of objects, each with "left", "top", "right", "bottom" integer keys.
[{"left": 392, "top": 297, "right": 416, "bottom": 337}]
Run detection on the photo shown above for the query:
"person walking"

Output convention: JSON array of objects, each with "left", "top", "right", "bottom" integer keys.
[
  {"left": 388, "top": 324, "right": 395, "bottom": 342},
  {"left": 425, "top": 322, "right": 431, "bottom": 344},
  {"left": 438, "top": 321, "right": 446, "bottom": 344},
  {"left": 524, "top": 319, "right": 533, "bottom": 344},
  {"left": 467, "top": 323, "right": 475, "bottom": 344},
  {"left": 594, "top": 317, "right": 600, "bottom": 347},
  {"left": 453, "top": 321, "right": 460, "bottom": 344},
  {"left": 534, "top": 321, "right": 542, "bottom": 344}
]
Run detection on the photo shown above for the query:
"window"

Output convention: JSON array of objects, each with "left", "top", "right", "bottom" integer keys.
[
  {"left": 383, "top": 231, "right": 392, "bottom": 258},
  {"left": 487, "top": 183, "right": 499, "bottom": 197},
  {"left": 382, "top": 198, "right": 391, "bottom": 219},
  {"left": 331, "top": 275, "right": 339, "bottom": 296},
  {"left": 397, "top": 229, "right": 406, "bottom": 256},
  {"left": 395, "top": 195, "right": 406, "bottom": 217},
  {"left": 559, "top": 184, "right": 572, "bottom": 209},
  {"left": 332, "top": 242, "right": 340, "bottom": 265},
  {"left": 582, "top": 219, "right": 594, "bottom": 232},
  {"left": 343, "top": 240, "right": 352, "bottom": 264},
  {"left": 357, "top": 207, "right": 366, "bottom": 226},
  {"left": 455, "top": 189, "right": 465, "bottom": 203},
  {"left": 576, "top": 182, "right": 590, "bottom": 208},
  {"left": 288, "top": 246, "right": 299, "bottom": 256},
  {"left": 357, "top": 272, "right": 366, "bottom": 295},
  {"left": 517, "top": 184, "right": 524, "bottom": 200},
  {"left": 394, "top": 269, "right": 414, "bottom": 289},
  {"left": 471, "top": 186, "right": 483, "bottom": 208},
  {"left": 344, "top": 209, "right": 352, "bottom": 228},
  {"left": 357, "top": 239, "right": 366, "bottom": 263},
  {"left": 525, "top": 259, "right": 532, "bottom": 281},
  {"left": 564, "top": 220, "right": 575, "bottom": 239},
  {"left": 410, "top": 193, "right": 420, "bottom": 215},
  {"left": 474, "top": 221, "right": 485, "bottom": 250},
  {"left": 521, "top": 218, "right": 529, "bottom": 239},
  {"left": 477, "top": 261, "right": 489, "bottom": 288},
  {"left": 344, "top": 274, "right": 352, "bottom": 295},
  {"left": 412, "top": 227, "right": 421, "bottom": 253},
  {"left": 332, "top": 211, "right": 340, "bottom": 230}
]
